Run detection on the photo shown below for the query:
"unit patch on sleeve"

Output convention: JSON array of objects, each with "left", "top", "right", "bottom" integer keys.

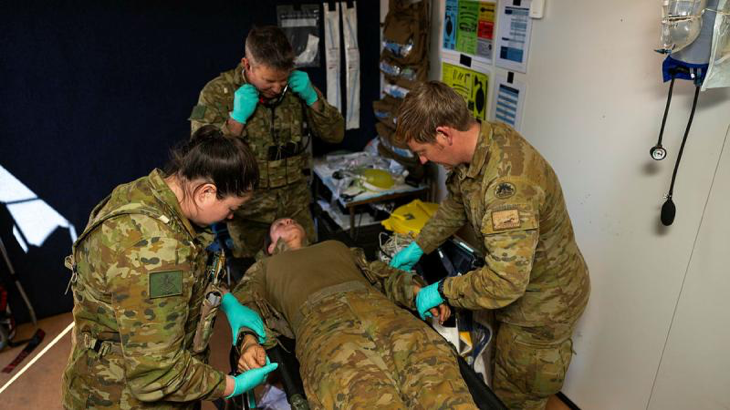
[
  {"left": 149, "top": 270, "right": 183, "bottom": 298},
  {"left": 492, "top": 209, "right": 521, "bottom": 230},
  {"left": 189, "top": 105, "right": 207, "bottom": 121},
  {"left": 494, "top": 182, "right": 516, "bottom": 199}
]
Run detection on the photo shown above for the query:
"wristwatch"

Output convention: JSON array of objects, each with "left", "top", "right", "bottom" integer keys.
[
  {"left": 236, "top": 329, "right": 259, "bottom": 349},
  {"left": 437, "top": 279, "right": 447, "bottom": 300}
]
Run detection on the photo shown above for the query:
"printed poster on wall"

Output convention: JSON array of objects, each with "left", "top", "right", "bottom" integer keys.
[
  {"left": 456, "top": 0, "right": 479, "bottom": 55},
  {"left": 443, "top": 0, "right": 458, "bottom": 50},
  {"left": 476, "top": 2, "right": 496, "bottom": 61},
  {"left": 490, "top": 74, "right": 526, "bottom": 132},
  {"left": 495, "top": 0, "right": 533, "bottom": 73},
  {"left": 447, "top": 1, "right": 496, "bottom": 62},
  {"left": 442, "top": 62, "right": 489, "bottom": 121}
]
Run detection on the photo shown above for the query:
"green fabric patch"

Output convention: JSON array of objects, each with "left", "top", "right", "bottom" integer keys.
[
  {"left": 189, "top": 105, "right": 207, "bottom": 121},
  {"left": 149, "top": 270, "right": 183, "bottom": 298}
]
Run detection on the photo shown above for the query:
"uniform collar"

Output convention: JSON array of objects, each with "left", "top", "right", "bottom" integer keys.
[
  {"left": 464, "top": 121, "right": 491, "bottom": 179},
  {"left": 147, "top": 169, "right": 212, "bottom": 243},
  {"left": 227, "top": 63, "right": 247, "bottom": 89}
]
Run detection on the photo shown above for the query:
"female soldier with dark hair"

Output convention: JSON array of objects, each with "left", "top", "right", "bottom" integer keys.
[{"left": 62, "top": 125, "right": 277, "bottom": 408}]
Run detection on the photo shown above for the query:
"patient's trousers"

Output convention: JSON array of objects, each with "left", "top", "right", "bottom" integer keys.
[{"left": 295, "top": 284, "right": 477, "bottom": 409}]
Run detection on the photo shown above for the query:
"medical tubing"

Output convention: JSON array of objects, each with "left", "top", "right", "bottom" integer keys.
[
  {"left": 667, "top": 84, "right": 701, "bottom": 197},
  {"left": 657, "top": 77, "right": 676, "bottom": 146}
]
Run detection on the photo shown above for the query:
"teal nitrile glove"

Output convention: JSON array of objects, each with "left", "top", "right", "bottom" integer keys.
[
  {"left": 416, "top": 281, "right": 444, "bottom": 320},
  {"left": 288, "top": 70, "right": 318, "bottom": 106},
  {"left": 227, "top": 357, "right": 278, "bottom": 399},
  {"left": 220, "top": 293, "right": 266, "bottom": 344},
  {"left": 389, "top": 242, "right": 424, "bottom": 271},
  {"left": 230, "top": 84, "right": 259, "bottom": 124}
]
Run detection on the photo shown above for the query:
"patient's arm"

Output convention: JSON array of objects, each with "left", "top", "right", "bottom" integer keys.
[
  {"left": 349, "top": 247, "right": 427, "bottom": 310},
  {"left": 231, "top": 260, "right": 280, "bottom": 350}
]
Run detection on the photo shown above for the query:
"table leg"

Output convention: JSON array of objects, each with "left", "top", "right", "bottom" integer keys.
[{"left": 349, "top": 206, "right": 355, "bottom": 237}]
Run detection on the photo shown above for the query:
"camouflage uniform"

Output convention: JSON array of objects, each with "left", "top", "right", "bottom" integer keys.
[
  {"left": 62, "top": 169, "right": 227, "bottom": 409},
  {"left": 190, "top": 64, "right": 344, "bottom": 258},
  {"left": 232, "top": 240, "right": 477, "bottom": 409},
  {"left": 415, "top": 122, "right": 591, "bottom": 410}
]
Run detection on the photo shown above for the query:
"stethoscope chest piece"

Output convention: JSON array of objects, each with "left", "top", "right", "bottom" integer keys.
[{"left": 650, "top": 144, "right": 667, "bottom": 161}]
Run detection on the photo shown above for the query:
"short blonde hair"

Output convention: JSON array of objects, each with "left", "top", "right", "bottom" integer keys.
[{"left": 392, "top": 81, "right": 475, "bottom": 147}]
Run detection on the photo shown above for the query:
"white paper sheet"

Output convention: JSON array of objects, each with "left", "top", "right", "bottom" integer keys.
[
  {"left": 324, "top": 2, "right": 342, "bottom": 112},
  {"left": 490, "top": 73, "right": 527, "bottom": 132},
  {"left": 341, "top": 1, "right": 360, "bottom": 130},
  {"left": 495, "top": 0, "right": 533, "bottom": 73}
]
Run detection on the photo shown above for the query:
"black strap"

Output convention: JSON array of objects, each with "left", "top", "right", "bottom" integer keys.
[{"left": 2, "top": 328, "right": 45, "bottom": 373}]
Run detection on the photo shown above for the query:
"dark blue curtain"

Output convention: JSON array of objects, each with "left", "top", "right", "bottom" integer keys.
[{"left": 0, "top": 0, "right": 380, "bottom": 323}]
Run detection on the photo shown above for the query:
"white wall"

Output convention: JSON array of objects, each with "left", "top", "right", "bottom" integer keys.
[{"left": 419, "top": 0, "right": 730, "bottom": 408}]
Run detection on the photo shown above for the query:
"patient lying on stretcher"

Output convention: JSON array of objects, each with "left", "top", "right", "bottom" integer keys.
[{"left": 229, "top": 218, "right": 478, "bottom": 409}]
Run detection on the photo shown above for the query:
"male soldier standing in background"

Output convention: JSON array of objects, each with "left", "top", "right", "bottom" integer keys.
[
  {"left": 388, "top": 81, "right": 591, "bottom": 410},
  {"left": 190, "top": 26, "right": 344, "bottom": 259}
]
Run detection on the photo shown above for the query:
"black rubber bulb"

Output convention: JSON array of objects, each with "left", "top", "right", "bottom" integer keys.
[{"left": 661, "top": 197, "right": 676, "bottom": 226}]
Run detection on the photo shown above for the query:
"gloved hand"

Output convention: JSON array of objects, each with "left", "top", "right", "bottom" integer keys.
[
  {"left": 389, "top": 242, "right": 424, "bottom": 271},
  {"left": 416, "top": 281, "right": 444, "bottom": 320},
  {"left": 230, "top": 84, "right": 259, "bottom": 124},
  {"left": 288, "top": 70, "right": 318, "bottom": 106},
  {"left": 226, "top": 358, "right": 278, "bottom": 399},
  {"left": 220, "top": 293, "right": 266, "bottom": 344}
]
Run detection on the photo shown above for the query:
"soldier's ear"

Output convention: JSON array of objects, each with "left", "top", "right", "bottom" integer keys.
[
  {"left": 196, "top": 183, "right": 218, "bottom": 204},
  {"left": 435, "top": 126, "right": 453, "bottom": 146}
]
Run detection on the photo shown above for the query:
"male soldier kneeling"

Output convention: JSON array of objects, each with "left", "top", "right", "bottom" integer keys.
[{"left": 229, "top": 218, "right": 478, "bottom": 409}]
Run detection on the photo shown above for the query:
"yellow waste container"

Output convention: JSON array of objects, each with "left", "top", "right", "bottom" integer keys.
[{"left": 381, "top": 199, "right": 439, "bottom": 236}]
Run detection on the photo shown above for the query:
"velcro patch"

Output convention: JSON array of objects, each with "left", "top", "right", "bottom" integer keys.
[
  {"left": 494, "top": 182, "right": 516, "bottom": 199},
  {"left": 492, "top": 209, "right": 521, "bottom": 230},
  {"left": 149, "top": 270, "right": 183, "bottom": 299},
  {"left": 189, "top": 105, "right": 207, "bottom": 121}
]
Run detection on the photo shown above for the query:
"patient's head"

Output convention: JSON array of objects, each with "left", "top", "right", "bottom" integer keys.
[{"left": 266, "top": 218, "right": 306, "bottom": 255}]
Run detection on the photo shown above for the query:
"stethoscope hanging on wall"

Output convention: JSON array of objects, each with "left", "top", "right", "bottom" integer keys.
[
  {"left": 650, "top": 68, "right": 702, "bottom": 226},
  {"left": 650, "top": 0, "right": 730, "bottom": 226}
]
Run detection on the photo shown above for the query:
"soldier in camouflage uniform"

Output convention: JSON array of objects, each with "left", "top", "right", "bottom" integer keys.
[
  {"left": 388, "top": 81, "right": 591, "bottom": 410},
  {"left": 189, "top": 26, "right": 344, "bottom": 259},
  {"left": 231, "top": 218, "right": 478, "bottom": 409},
  {"left": 62, "top": 127, "right": 277, "bottom": 408}
]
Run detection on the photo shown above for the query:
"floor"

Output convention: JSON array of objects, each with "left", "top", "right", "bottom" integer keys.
[{"left": 0, "top": 311, "right": 572, "bottom": 409}]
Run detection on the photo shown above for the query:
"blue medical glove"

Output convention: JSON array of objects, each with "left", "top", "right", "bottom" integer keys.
[
  {"left": 227, "top": 358, "right": 279, "bottom": 399},
  {"left": 288, "top": 70, "right": 318, "bottom": 106},
  {"left": 389, "top": 242, "right": 424, "bottom": 271},
  {"left": 230, "top": 84, "right": 259, "bottom": 124},
  {"left": 416, "top": 281, "right": 444, "bottom": 320},
  {"left": 220, "top": 293, "right": 266, "bottom": 344}
]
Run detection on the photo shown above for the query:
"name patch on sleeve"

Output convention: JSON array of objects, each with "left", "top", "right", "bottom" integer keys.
[
  {"left": 149, "top": 270, "right": 183, "bottom": 298},
  {"left": 492, "top": 209, "right": 521, "bottom": 230}
]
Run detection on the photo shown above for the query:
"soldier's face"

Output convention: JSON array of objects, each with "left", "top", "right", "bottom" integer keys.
[
  {"left": 243, "top": 58, "right": 291, "bottom": 100},
  {"left": 268, "top": 218, "right": 305, "bottom": 252},
  {"left": 408, "top": 135, "right": 458, "bottom": 169},
  {"left": 191, "top": 189, "right": 251, "bottom": 227}
]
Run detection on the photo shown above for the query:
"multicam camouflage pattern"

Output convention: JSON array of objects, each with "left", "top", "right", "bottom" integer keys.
[
  {"left": 62, "top": 169, "right": 226, "bottom": 409},
  {"left": 190, "top": 64, "right": 344, "bottom": 258},
  {"left": 232, "top": 241, "right": 477, "bottom": 409},
  {"left": 297, "top": 287, "right": 476, "bottom": 409},
  {"left": 415, "top": 121, "right": 591, "bottom": 409},
  {"left": 492, "top": 323, "right": 574, "bottom": 410}
]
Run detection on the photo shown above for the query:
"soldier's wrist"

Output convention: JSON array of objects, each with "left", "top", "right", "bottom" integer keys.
[
  {"left": 238, "top": 331, "right": 259, "bottom": 350},
  {"left": 437, "top": 279, "right": 447, "bottom": 300}
]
